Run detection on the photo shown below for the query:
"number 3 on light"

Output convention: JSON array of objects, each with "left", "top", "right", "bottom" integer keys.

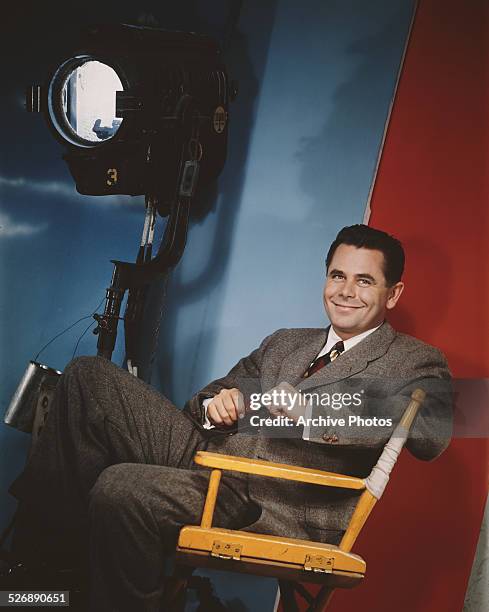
[{"left": 107, "top": 168, "right": 118, "bottom": 186}]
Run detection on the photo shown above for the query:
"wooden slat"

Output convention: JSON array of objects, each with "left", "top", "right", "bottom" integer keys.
[
  {"left": 175, "top": 550, "right": 363, "bottom": 587},
  {"left": 200, "top": 469, "right": 221, "bottom": 528},
  {"left": 339, "top": 489, "right": 378, "bottom": 552},
  {"left": 178, "top": 526, "right": 366, "bottom": 574},
  {"left": 400, "top": 388, "right": 426, "bottom": 429},
  {"left": 193, "top": 452, "right": 366, "bottom": 490}
]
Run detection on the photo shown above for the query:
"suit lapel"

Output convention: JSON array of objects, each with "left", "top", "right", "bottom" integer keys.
[
  {"left": 275, "top": 328, "right": 328, "bottom": 387},
  {"left": 296, "top": 321, "right": 397, "bottom": 391}
]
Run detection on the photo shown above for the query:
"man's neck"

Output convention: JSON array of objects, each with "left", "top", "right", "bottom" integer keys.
[
  {"left": 329, "top": 321, "right": 384, "bottom": 343},
  {"left": 328, "top": 321, "right": 383, "bottom": 344}
]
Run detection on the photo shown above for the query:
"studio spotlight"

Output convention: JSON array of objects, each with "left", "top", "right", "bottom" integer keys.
[
  {"left": 28, "top": 23, "right": 234, "bottom": 206},
  {"left": 27, "top": 23, "right": 237, "bottom": 369}
]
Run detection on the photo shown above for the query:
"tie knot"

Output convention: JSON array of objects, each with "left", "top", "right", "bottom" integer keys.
[
  {"left": 328, "top": 341, "right": 344, "bottom": 362},
  {"left": 303, "top": 340, "right": 345, "bottom": 378}
]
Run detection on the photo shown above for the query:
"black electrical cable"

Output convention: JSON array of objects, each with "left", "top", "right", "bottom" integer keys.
[
  {"left": 34, "top": 296, "right": 105, "bottom": 362},
  {"left": 71, "top": 319, "right": 97, "bottom": 360}
]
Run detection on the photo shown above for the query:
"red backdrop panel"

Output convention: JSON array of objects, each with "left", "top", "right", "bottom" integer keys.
[
  {"left": 332, "top": 0, "right": 489, "bottom": 610},
  {"left": 281, "top": 1, "right": 489, "bottom": 611}
]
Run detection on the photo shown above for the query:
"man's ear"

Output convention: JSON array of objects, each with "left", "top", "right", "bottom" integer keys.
[{"left": 386, "top": 281, "right": 404, "bottom": 310}]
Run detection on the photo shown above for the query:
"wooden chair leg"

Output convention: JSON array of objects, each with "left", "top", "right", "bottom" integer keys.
[
  {"left": 278, "top": 580, "right": 299, "bottom": 612},
  {"left": 312, "top": 586, "right": 334, "bottom": 612},
  {"left": 293, "top": 582, "right": 315, "bottom": 608}
]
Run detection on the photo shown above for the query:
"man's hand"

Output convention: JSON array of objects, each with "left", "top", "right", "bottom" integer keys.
[
  {"left": 266, "top": 382, "right": 308, "bottom": 423},
  {"left": 207, "top": 388, "right": 245, "bottom": 427}
]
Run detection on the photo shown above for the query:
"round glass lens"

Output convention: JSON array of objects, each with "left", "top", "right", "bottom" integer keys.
[{"left": 62, "top": 60, "right": 123, "bottom": 143}]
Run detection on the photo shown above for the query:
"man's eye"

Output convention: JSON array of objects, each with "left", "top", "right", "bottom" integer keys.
[
  {"left": 331, "top": 274, "right": 344, "bottom": 280},
  {"left": 358, "top": 278, "right": 371, "bottom": 286}
]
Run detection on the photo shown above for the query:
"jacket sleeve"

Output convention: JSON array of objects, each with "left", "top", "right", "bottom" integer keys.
[
  {"left": 183, "top": 331, "right": 278, "bottom": 424},
  {"left": 402, "top": 348, "right": 452, "bottom": 460}
]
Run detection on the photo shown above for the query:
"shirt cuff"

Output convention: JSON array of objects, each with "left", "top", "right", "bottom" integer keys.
[{"left": 202, "top": 397, "right": 215, "bottom": 429}]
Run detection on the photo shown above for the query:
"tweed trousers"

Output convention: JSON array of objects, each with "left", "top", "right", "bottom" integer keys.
[{"left": 10, "top": 357, "right": 258, "bottom": 611}]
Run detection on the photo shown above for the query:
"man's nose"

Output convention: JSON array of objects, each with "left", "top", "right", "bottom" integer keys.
[{"left": 339, "top": 278, "right": 356, "bottom": 299}]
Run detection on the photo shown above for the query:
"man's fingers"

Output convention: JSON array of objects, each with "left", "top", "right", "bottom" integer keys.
[
  {"left": 222, "top": 393, "right": 238, "bottom": 422},
  {"left": 235, "top": 391, "right": 246, "bottom": 419},
  {"left": 226, "top": 388, "right": 245, "bottom": 419},
  {"left": 207, "top": 388, "right": 244, "bottom": 426},
  {"left": 210, "top": 397, "right": 235, "bottom": 426},
  {"left": 207, "top": 404, "right": 224, "bottom": 425},
  {"left": 216, "top": 400, "right": 235, "bottom": 425},
  {"left": 268, "top": 404, "right": 284, "bottom": 416}
]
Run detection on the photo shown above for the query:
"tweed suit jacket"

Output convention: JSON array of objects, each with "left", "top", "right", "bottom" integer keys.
[{"left": 184, "top": 321, "right": 452, "bottom": 544}]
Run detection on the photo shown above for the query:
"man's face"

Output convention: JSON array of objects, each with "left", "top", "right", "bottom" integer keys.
[{"left": 323, "top": 244, "right": 404, "bottom": 339}]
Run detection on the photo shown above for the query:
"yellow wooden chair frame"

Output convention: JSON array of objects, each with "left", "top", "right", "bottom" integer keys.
[{"left": 167, "top": 389, "right": 426, "bottom": 611}]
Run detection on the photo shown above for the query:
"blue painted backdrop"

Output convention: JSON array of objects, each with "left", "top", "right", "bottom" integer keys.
[{"left": 0, "top": 1, "right": 413, "bottom": 609}]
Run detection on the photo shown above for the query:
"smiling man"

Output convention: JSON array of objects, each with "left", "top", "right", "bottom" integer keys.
[{"left": 9, "top": 224, "right": 452, "bottom": 611}]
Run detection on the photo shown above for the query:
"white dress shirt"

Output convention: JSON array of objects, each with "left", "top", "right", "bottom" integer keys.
[{"left": 202, "top": 323, "right": 382, "bottom": 431}]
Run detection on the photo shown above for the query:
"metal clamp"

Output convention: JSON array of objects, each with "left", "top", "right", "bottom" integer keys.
[
  {"left": 304, "top": 554, "right": 334, "bottom": 573},
  {"left": 211, "top": 541, "right": 242, "bottom": 561}
]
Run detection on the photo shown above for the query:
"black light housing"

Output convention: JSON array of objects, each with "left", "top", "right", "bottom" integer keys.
[{"left": 28, "top": 23, "right": 235, "bottom": 212}]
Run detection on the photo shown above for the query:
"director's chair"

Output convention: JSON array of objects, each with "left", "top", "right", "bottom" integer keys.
[{"left": 166, "top": 389, "right": 426, "bottom": 611}]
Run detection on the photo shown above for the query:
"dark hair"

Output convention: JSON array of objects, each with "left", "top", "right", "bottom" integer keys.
[{"left": 326, "top": 224, "right": 405, "bottom": 286}]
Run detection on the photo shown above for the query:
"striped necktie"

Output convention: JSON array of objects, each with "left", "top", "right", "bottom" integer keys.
[{"left": 303, "top": 340, "right": 345, "bottom": 378}]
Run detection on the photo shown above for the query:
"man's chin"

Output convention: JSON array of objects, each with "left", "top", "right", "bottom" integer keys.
[
  {"left": 327, "top": 312, "right": 364, "bottom": 334},
  {"left": 328, "top": 309, "right": 359, "bottom": 323}
]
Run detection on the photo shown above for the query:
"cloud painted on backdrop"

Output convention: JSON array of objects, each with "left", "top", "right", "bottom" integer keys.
[
  {"left": 0, "top": 209, "right": 48, "bottom": 238},
  {"left": 0, "top": 175, "right": 142, "bottom": 209}
]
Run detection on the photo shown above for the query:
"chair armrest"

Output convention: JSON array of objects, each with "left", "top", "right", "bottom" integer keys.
[{"left": 194, "top": 451, "right": 366, "bottom": 490}]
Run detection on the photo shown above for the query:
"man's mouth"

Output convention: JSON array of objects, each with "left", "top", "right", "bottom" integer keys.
[{"left": 332, "top": 302, "right": 363, "bottom": 310}]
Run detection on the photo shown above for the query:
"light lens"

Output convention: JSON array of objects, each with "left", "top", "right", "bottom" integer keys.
[{"left": 61, "top": 60, "right": 123, "bottom": 143}]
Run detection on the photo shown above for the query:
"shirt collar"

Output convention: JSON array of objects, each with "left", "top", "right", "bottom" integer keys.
[{"left": 317, "top": 322, "right": 383, "bottom": 357}]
